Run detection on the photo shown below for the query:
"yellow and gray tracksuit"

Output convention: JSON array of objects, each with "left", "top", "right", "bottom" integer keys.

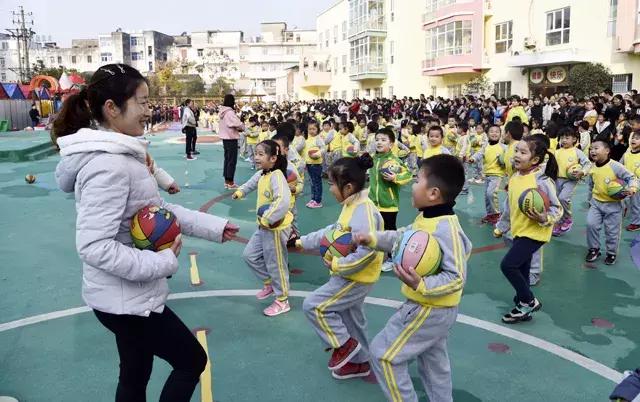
[
  {"left": 470, "top": 141, "right": 506, "bottom": 215},
  {"left": 621, "top": 150, "right": 640, "bottom": 225},
  {"left": 368, "top": 209, "right": 472, "bottom": 402},
  {"left": 245, "top": 126, "right": 260, "bottom": 169},
  {"left": 555, "top": 147, "right": 591, "bottom": 221},
  {"left": 299, "top": 190, "right": 383, "bottom": 361},
  {"left": 237, "top": 169, "right": 293, "bottom": 301},
  {"left": 588, "top": 160, "right": 637, "bottom": 255},
  {"left": 286, "top": 158, "right": 304, "bottom": 238}
]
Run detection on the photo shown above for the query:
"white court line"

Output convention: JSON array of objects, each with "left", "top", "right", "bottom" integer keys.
[{"left": 0, "top": 289, "right": 624, "bottom": 384}]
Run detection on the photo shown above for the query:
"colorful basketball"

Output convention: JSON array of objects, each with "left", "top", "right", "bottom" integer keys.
[
  {"left": 286, "top": 167, "right": 298, "bottom": 184},
  {"left": 25, "top": 174, "right": 36, "bottom": 184},
  {"left": 446, "top": 132, "right": 458, "bottom": 143},
  {"left": 345, "top": 145, "right": 357, "bottom": 157},
  {"left": 307, "top": 148, "right": 321, "bottom": 160},
  {"left": 257, "top": 203, "right": 283, "bottom": 228},
  {"left": 319, "top": 228, "right": 354, "bottom": 266},
  {"left": 518, "top": 188, "right": 550, "bottom": 215},
  {"left": 607, "top": 179, "right": 627, "bottom": 200},
  {"left": 379, "top": 159, "right": 401, "bottom": 176},
  {"left": 566, "top": 164, "right": 582, "bottom": 180},
  {"left": 392, "top": 230, "right": 442, "bottom": 277},
  {"left": 130, "top": 206, "right": 181, "bottom": 251}
]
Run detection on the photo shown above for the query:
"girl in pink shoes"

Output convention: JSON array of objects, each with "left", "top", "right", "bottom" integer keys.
[{"left": 232, "top": 140, "right": 294, "bottom": 317}]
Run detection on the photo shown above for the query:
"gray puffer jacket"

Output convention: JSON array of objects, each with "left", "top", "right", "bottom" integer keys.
[{"left": 56, "top": 129, "right": 228, "bottom": 316}]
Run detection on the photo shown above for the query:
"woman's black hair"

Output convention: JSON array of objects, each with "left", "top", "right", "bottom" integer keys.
[
  {"left": 257, "top": 140, "right": 287, "bottom": 175},
  {"left": 523, "top": 135, "right": 558, "bottom": 181},
  {"left": 328, "top": 153, "right": 374, "bottom": 198},
  {"left": 223, "top": 94, "right": 235, "bottom": 108},
  {"left": 51, "top": 63, "right": 148, "bottom": 147}
]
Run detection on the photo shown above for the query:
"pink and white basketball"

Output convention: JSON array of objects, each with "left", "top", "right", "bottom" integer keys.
[{"left": 392, "top": 230, "right": 442, "bottom": 276}]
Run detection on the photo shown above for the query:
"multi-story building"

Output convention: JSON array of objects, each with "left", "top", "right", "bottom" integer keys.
[
  {"left": 283, "top": 0, "right": 640, "bottom": 101},
  {"left": 0, "top": 33, "right": 19, "bottom": 82}
]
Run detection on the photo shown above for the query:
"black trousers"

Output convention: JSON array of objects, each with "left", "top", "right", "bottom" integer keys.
[
  {"left": 184, "top": 127, "right": 197, "bottom": 156},
  {"left": 94, "top": 307, "right": 207, "bottom": 402},
  {"left": 380, "top": 211, "right": 398, "bottom": 259},
  {"left": 222, "top": 139, "right": 238, "bottom": 183},
  {"left": 500, "top": 236, "right": 544, "bottom": 304}
]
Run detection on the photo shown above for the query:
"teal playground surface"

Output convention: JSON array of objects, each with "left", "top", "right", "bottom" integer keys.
[{"left": 0, "top": 129, "right": 639, "bottom": 401}]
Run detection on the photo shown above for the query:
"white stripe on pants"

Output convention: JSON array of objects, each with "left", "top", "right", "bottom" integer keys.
[{"left": 243, "top": 226, "right": 292, "bottom": 301}]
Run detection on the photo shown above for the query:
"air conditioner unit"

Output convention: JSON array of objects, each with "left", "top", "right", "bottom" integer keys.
[{"left": 524, "top": 37, "right": 537, "bottom": 49}]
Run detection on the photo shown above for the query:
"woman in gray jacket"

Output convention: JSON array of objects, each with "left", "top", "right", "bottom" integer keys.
[{"left": 52, "top": 64, "right": 239, "bottom": 402}]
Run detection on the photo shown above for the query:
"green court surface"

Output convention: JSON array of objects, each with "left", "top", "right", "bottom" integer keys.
[{"left": 1, "top": 130, "right": 638, "bottom": 401}]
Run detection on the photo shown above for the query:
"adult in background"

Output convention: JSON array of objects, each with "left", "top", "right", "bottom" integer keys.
[
  {"left": 29, "top": 104, "right": 40, "bottom": 128},
  {"left": 181, "top": 99, "right": 197, "bottom": 160},
  {"left": 218, "top": 94, "right": 245, "bottom": 189}
]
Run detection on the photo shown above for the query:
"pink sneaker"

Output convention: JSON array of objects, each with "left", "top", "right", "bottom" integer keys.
[
  {"left": 256, "top": 284, "right": 274, "bottom": 300},
  {"left": 560, "top": 218, "right": 573, "bottom": 232},
  {"left": 307, "top": 200, "right": 323, "bottom": 209},
  {"left": 552, "top": 223, "right": 563, "bottom": 237},
  {"left": 263, "top": 299, "right": 290, "bottom": 317}
]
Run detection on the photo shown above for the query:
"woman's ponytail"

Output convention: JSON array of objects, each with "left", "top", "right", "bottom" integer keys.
[
  {"left": 544, "top": 150, "right": 559, "bottom": 181},
  {"left": 51, "top": 88, "right": 92, "bottom": 149}
]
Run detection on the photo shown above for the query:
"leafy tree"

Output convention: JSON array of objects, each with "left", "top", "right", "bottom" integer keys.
[
  {"left": 463, "top": 74, "right": 492, "bottom": 96},
  {"left": 568, "top": 63, "right": 612, "bottom": 99},
  {"left": 207, "top": 77, "right": 234, "bottom": 97}
]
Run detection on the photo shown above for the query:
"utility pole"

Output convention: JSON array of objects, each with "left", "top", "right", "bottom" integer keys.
[{"left": 6, "top": 6, "right": 35, "bottom": 83}]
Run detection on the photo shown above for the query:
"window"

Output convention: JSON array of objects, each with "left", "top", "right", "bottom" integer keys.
[
  {"left": 350, "top": 36, "right": 385, "bottom": 74},
  {"left": 319, "top": 33, "right": 323, "bottom": 48},
  {"left": 334, "top": 25, "right": 338, "bottom": 43},
  {"left": 349, "top": 0, "right": 385, "bottom": 34},
  {"left": 334, "top": 91, "right": 338, "bottom": 99},
  {"left": 334, "top": 57, "right": 338, "bottom": 73},
  {"left": 263, "top": 47, "right": 269, "bottom": 55},
  {"left": 0, "top": 42, "right": 7, "bottom": 50},
  {"left": 130, "top": 37, "right": 140, "bottom": 46},
  {"left": 132, "top": 52, "right": 143, "bottom": 61},
  {"left": 431, "top": 86, "right": 437, "bottom": 96},
  {"left": 388, "top": 86, "right": 394, "bottom": 97},
  {"left": 100, "top": 52, "right": 112, "bottom": 62},
  {"left": 71, "top": 55, "right": 76, "bottom": 63},
  {"left": 197, "top": 49, "right": 204, "bottom": 57},
  {"left": 366, "top": 88, "right": 371, "bottom": 97},
  {"left": 325, "top": 29, "right": 330, "bottom": 47},
  {"left": 608, "top": 0, "right": 618, "bottom": 37},
  {"left": 286, "top": 47, "right": 295, "bottom": 55},
  {"left": 148, "top": 46, "right": 153, "bottom": 56},
  {"left": 546, "top": 7, "right": 570, "bottom": 46},
  {"left": 0, "top": 58, "right": 4, "bottom": 68},
  {"left": 374, "top": 87, "right": 382, "bottom": 98},
  {"left": 612, "top": 74, "right": 632, "bottom": 93},
  {"left": 390, "top": 40, "right": 394, "bottom": 64},
  {"left": 352, "top": 89, "right": 360, "bottom": 98},
  {"left": 87, "top": 55, "right": 92, "bottom": 63},
  {"left": 425, "top": 0, "right": 455, "bottom": 19},
  {"left": 447, "top": 84, "right": 462, "bottom": 97},
  {"left": 390, "top": 0, "right": 395, "bottom": 21},
  {"left": 99, "top": 37, "right": 111, "bottom": 47},
  {"left": 49, "top": 57, "right": 54, "bottom": 63},
  {"left": 342, "top": 21, "right": 347, "bottom": 40},
  {"left": 494, "top": 81, "right": 512, "bottom": 98},
  {"left": 0, "top": 72, "right": 5, "bottom": 80},
  {"left": 342, "top": 55, "right": 347, "bottom": 73},
  {"left": 320, "top": 92, "right": 325, "bottom": 98},
  {"left": 425, "top": 20, "right": 472, "bottom": 61},
  {"left": 495, "top": 21, "right": 513, "bottom": 54},
  {"left": 57, "top": 56, "right": 62, "bottom": 64}
]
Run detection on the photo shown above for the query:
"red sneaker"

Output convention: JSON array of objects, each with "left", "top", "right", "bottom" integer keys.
[
  {"left": 480, "top": 214, "right": 490, "bottom": 223},
  {"left": 331, "top": 361, "right": 371, "bottom": 380},
  {"left": 328, "top": 338, "right": 361, "bottom": 371},
  {"left": 626, "top": 224, "right": 640, "bottom": 232},
  {"left": 487, "top": 213, "right": 500, "bottom": 224}
]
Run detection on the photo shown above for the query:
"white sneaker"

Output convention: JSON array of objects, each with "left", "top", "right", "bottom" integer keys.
[{"left": 381, "top": 261, "right": 395, "bottom": 272}]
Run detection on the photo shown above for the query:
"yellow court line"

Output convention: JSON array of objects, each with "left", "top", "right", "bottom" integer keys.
[
  {"left": 196, "top": 330, "right": 213, "bottom": 402},
  {"left": 190, "top": 254, "right": 201, "bottom": 286}
]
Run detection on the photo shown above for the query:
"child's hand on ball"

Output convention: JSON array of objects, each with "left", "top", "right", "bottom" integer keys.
[
  {"left": 170, "top": 234, "right": 183, "bottom": 257},
  {"left": 232, "top": 191, "right": 242, "bottom": 200},
  {"left": 382, "top": 172, "right": 396, "bottom": 182},
  {"left": 352, "top": 233, "right": 372, "bottom": 246},
  {"left": 393, "top": 264, "right": 421, "bottom": 290},
  {"left": 222, "top": 223, "right": 239, "bottom": 242},
  {"left": 526, "top": 209, "right": 548, "bottom": 224},
  {"left": 167, "top": 182, "right": 181, "bottom": 194}
]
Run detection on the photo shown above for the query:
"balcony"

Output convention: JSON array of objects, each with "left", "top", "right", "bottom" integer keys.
[
  {"left": 422, "top": 53, "right": 480, "bottom": 76},
  {"left": 349, "top": 62, "right": 386, "bottom": 81},
  {"left": 299, "top": 70, "right": 332, "bottom": 88},
  {"left": 348, "top": 19, "right": 387, "bottom": 39},
  {"left": 422, "top": 0, "right": 483, "bottom": 27}
]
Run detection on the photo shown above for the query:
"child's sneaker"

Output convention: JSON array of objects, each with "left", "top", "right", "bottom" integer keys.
[
  {"left": 487, "top": 213, "right": 500, "bottom": 224},
  {"left": 529, "top": 272, "right": 541, "bottom": 286},
  {"left": 586, "top": 248, "right": 601, "bottom": 262},
  {"left": 502, "top": 298, "right": 542, "bottom": 324},
  {"left": 328, "top": 337, "right": 361, "bottom": 371},
  {"left": 552, "top": 224, "right": 563, "bottom": 237},
  {"left": 560, "top": 218, "right": 573, "bottom": 233},
  {"left": 306, "top": 200, "right": 323, "bottom": 209},
  {"left": 626, "top": 224, "right": 640, "bottom": 232},
  {"left": 604, "top": 253, "right": 617, "bottom": 265},
  {"left": 381, "top": 261, "right": 395, "bottom": 272},
  {"left": 263, "top": 299, "right": 290, "bottom": 317},
  {"left": 331, "top": 361, "right": 371, "bottom": 380},
  {"left": 256, "top": 284, "right": 274, "bottom": 300}
]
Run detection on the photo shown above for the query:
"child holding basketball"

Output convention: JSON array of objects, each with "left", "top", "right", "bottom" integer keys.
[
  {"left": 586, "top": 138, "right": 637, "bottom": 265},
  {"left": 622, "top": 131, "right": 640, "bottom": 232},
  {"left": 232, "top": 140, "right": 294, "bottom": 316},
  {"left": 52, "top": 64, "right": 238, "bottom": 402},
  {"left": 272, "top": 133, "right": 305, "bottom": 246},
  {"left": 553, "top": 127, "right": 591, "bottom": 236},
  {"left": 354, "top": 154, "right": 472, "bottom": 402},
  {"left": 369, "top": 127, "right": 413, "bottom": 272},
  {"left": 304, "top": 120, "right": 327, "bottom": 208},
  {"left": 494, "top": 135, "right": 563, "bottom": 323},
  {"left": 295, "top": 154, "right": 384, "bottom": 380}
]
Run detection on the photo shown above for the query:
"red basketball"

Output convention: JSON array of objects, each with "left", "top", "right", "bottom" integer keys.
[{"left": 130, "top": 206, "right": 181, "bottom": 251}]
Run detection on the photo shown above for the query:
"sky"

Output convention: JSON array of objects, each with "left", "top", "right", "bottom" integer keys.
[{"left": 1, "top": 0, "right": 336, "bottom": 46}]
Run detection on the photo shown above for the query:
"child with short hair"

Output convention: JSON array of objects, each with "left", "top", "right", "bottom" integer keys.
[
  {"left": 468, "top": 124, "right": 506, "bottom": 224},
  {"left": 586, "top": 138, "right": 637, "bottom": 265},
  {"left": 233, "top": 140, "right": 294, "bottom": 316},
  {"left": 304, "top": 120, "right": 327, "bottom": 209},
  {"left": 296, "top": 154, "right": 383, "bottom": 380},
  {"left": 622, "top": 131, "right": 640, "bottom": 231},
  {"left": 369, "top": 127, "right": 413, "bottom": 272},
  {"left": 553, "top": 127, "right": 591, "bottom": 236},
  {"left": 423, "top": 126, "right": 451, "bottom": 158},
  {"left": 258, "top": 120, "right": 270, "bottom": 142},
  {"left": 494, "top": 136, "right": 563, "bottom": 323},
  {"left": 245, "top": 115, "right": 260, "bottom": 169},
  {"left": 365, "top": 120, "right": 380, "bottom": 155},
  {"left": 272, "top": 134, "right": 305, "bottom": 246},
  {"left": 577, "top": 121, "right": 591, "bottom": 152},
  {"left": 469, "top": 123, "right": 487, "bottom": 183},
  {"left": 354, "top": 154, "right": 472, "bottom": 402}
]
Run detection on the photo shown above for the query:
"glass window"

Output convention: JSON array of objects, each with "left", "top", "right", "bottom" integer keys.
[
  {"left": 342, "top": 21, "right": 347, "bottom": 40},
  {"left": 0, "top": 58, "right": 4, "bottom": 68},
  {"left": 494, "top": 81, "right": 512, "bottom": 98},
  {"left": 612, "top": 74, "right": 632, "bottom": 93},
  {"left": 425, "top": 20, "right": 472, "bottom": 60},
  {"left": 375, "top": 87, "right": 382, "bottom": 98},
  {"left": 495, "top": 21, "right": 513, "bottom": 54},
  {"left": 352, "top": 89, "right": 359, "bottom": 99},
  {"left": 342, "top": 90, "right": 347, "bottom": 99},
  {"left": 390, "top": 40, "right": 394, "bottom": 64},
  {"left": 71, "top": 55, "right": 76, "bottom": 63},
  {"left": 319, "top": 33, "right": 323, "bottom": 48},
  {"left": 87, "top": 55, "right": 92, "bottom": 63},
  {"left": 447, "top": 84, "right": 462, "bottom": 97},
  {"left": 334, "top": 25, "right": 338, "bottom": 43},
  {"left": 608, "top": 0, "right": 618, "bottom": 37},
  {"left": 546, "top": 7, "right": 570, "bottom": 46},
  {"left": 100, "top": 53, "right": 112, "bottom": 62},
  {"left": 57, "top": 56, "right": 62, "bottom": 63},
  {"left": 389, "top": 86, "right": 394, "bottom": 97},
  {"left": 342, "top": 55, "right": 347, "bottom": 73}
]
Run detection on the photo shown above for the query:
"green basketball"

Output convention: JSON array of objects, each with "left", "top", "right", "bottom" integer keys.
[{"left": 518, "top": 188, "right": 550, "bottom": 215}]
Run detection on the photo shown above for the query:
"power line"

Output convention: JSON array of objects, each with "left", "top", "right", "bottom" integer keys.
[{"left": 5, "top": 5, "right": 35, "bottom": 82}]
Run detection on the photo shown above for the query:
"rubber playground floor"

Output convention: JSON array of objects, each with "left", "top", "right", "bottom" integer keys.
[{"left": 1, "top": 129, "right": 639, "bottom": 402}]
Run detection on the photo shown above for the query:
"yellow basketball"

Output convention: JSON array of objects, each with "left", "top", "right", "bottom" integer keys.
[{"left": 566, "top": 164, "right": 582, "bottom": 180}]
